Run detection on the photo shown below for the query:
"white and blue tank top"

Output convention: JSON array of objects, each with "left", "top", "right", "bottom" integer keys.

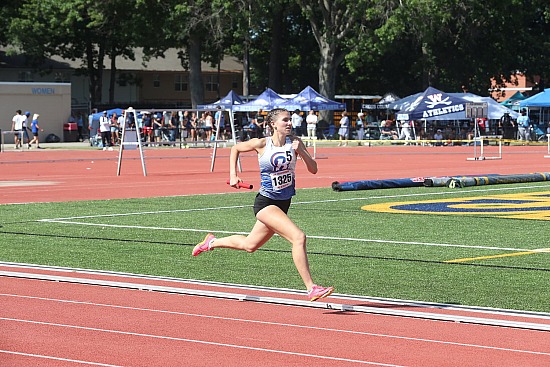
[{"left": 258, "top": 136, "right": 296, "bottom": 200}]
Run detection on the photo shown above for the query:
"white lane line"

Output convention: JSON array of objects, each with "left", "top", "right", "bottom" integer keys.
[
  {"left": 1, "top": 317, "right": 404, "bottom": 366},
  {"left": 0, "top": 350, "right": 123, "bottom": 366},
  {"left": 2, "top": 293, "right": 550, "bottom": 357}
]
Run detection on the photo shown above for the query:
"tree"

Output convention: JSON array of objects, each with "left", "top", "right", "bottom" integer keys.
[
  {"left": 10, "top": 0, "right": 140, "bottom": 107},
  {"left": 296, "top": 0, "right": 369, "bottom": 122}
]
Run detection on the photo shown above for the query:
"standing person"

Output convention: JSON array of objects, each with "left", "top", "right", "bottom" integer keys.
[
  {"left": 355, "top": 112, "right": 365, "bottom": 145},
  {"left": 499, "top": 112, "right": 515, "bottom": 145},
  {"left": 203, "top": 111, "right": 214, "bottom": 144},
  {"left": 110, "top": 112, "right": 120, "bottom": 145},
  {"left": 291, "top": 109, "right": 303, "bottom": 136},
  {"left": 28, "top": 113, "right": 44, "bottom": 149},
  {"left": 99, "top": 111, "right": 113, "bottom": 150},
  {"left": 306, "top": 110, "right": 318, "bottom": 145},
  {"left": 192, "top": 108, "right": 334, "bottom": 302},
  {"left": 76, "top": 113, "right": 85, "bottom": 141},
  {"left": 215, "top": 107, "right": 226, "bottom": 140},
  {"left": 11, "top": 109, "right": 25, "bottom": 149},
  {"left": 517, "top": 109, "right": 530, "bottom": 142},
  {"left": 337, "top": 111, "right": 350, "bottom": 146},
  {"left": 88, "top": 108, "right": 99, "bottom": 139},
  {"left": 23, "top": 111, "right": 32, "bottom": 148},
  {"left": 398, "top": 119, "right": 412, "bottom": 142}
]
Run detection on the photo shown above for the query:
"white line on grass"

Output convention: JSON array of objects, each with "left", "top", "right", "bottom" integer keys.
[
  {"left": 39, "top": 220, "right": 534, "bottom": 253},
  {"left": 36, "top": 183, "right": 550, "bottom": 253}
]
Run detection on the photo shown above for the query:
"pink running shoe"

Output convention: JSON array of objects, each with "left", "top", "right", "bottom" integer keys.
[
  {"left": 307, "top": 285, "right": 334, "bottom": 302},
  {"left": 192, "top": 233, "right": 216, "bottom": 256}
]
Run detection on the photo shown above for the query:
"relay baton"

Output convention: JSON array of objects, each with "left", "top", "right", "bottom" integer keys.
[{"left": 226, "top": 180, "right": 253, "bottom": 189}]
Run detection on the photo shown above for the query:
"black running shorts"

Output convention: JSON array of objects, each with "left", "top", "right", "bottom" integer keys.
[{"left": 253, "top": 193, "right": 291, "bottom": 216}]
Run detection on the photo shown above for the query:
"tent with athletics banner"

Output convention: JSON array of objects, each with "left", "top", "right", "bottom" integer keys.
[
  {"left": 233, "top": 88, "right": 287, "bottom": 112},
  {"left": 274, "top": 86, "right": 346, "bottom": 111},
  {"left": 395, "top": 86, "right": 470, "bottom": 121}
]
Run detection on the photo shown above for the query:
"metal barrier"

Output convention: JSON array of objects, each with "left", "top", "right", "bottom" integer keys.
[{"left": 1, "top": 129, "right": 25, "bottom": 152}]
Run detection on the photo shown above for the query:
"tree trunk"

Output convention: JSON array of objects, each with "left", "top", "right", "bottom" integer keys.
[
  {"left": 318, "top": 44, "right": 338, "bottom": 125},
  {"left": 188, "top": 35, "right": 204, "bottom": 108},
  {"left": 268, "top": 6, "right": 283, "bottom": 91},
  {"left": 108, "top": 48, "right": 117, "bottom": 104},
  {"left": 86, "top": 41, "right": 103, "bottom": 108}
]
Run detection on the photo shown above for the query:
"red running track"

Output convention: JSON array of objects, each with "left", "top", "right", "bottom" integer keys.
[
  {"left": 1, "top": 264, "right": 550, "bottom": 367},
  {"left": 2, "top": 145, "right": 550, "bottom": 366},
  {"left": 1, "top": 144, "right": 550, "bottom": 204}
]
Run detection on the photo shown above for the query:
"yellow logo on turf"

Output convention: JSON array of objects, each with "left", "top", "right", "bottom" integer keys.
[{"left": 361, "top": 191, "right": 550, "bottom": 220}]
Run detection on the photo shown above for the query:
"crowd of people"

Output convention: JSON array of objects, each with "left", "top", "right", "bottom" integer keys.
[{"left": 80, "top": 107, "right": 550, "bottom": 150}]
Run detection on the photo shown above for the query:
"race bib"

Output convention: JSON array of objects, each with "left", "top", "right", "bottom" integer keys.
[{"left": 270, "top": 170, "right": 293, "bottom": 190}]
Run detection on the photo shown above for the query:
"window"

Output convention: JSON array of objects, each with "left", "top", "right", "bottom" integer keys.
[
  {"left": 175, "top": 74, "right": 188, "bottom": 91},
  {"left": 18, "top": 71, "right": 33, "bottom": 82},
  {"left": 153, "top": 74, "right": 160, "bottom": 88},
  {"left": 232, "top": 76, "right": 239, "bottom": 89},
  {"left": 205, "top": 75, "right": 218, "bottom": 92}
]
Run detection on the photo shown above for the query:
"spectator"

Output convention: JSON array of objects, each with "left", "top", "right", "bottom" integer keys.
[
  {"left": 380, "top": 120, "right": 398, "bottom": 140},
  {"left": 517, "top": 109, "right": 530, "bottom": 142},
  {"left": 291, "top": 109, "right": 303, "bottom": 136},
  {"left": 110, "top": 112, "right": 120, "bottom": 146},
  {"left": 434, "top": 128, "right": 444, "bottom": 146},
  {"left": 76, "top": 112, "right": 84, "bottom": 141},
  {"left": 99, "top": 111, "right": 113, "bottom": 150},
  {"left": 337, "top": 111, "right": 350, "bottom": 146},
  {"left": 11, "top": 109, "right": 24, "bottom": 149},
  {"left": 88, "top": 108, "right": 99, "bottom": 138},
  {"left": 306, "top": 110, "right": 318, "bottom": 145},
  {"left": 23, "top": 111, "right": 32, "bottom": 148},
  {"left": 398, "top": 120, "right": 413, "bottom": 142},
  {"left": 141, "top": 112, "right": 152, "bottom": 144},
  {"left": 499, "top": 112, "right": 515, "bottom": 145},
  {"left": 355, "top": 112, "right": 365, "bottom": 145},
  {"left": 203, "top": 111, "right": 214, "bottom": 144},
  {"left": 152, "top": 113, "right": 163, "bottom": 146},
  {"left": 28, "top": 113, "right": 44, "bottom": 149},
  {"left": 215, "top": 107, "right": 227, "bottom": 140}
]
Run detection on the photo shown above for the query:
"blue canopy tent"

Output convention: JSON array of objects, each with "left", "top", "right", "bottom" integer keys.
[
  {"left": 274, "top": 86, "right": 345, "bottom": 111},
  {"left": 197, "top": 90, "right": 245, "bottom": 172},
  {"left": 500, "top": 91, "right": 525, "bottom": 111},
  {"left": 196, "top": 90, "right": 244, "bottom": 110},
  {"left": 519, "top": 88, "right": 550, "bottom": 108},
  {"left": 392, "top": 89, "right": 518, "bottom": 120},
  {"left": 395, "top": 87, "right": 470, "bottom": 121},
  {"left": 519, "top": 88, "right": 550, "bottom": 131},
  {"left": 92, "top": 108, "right": 124, "bottom": 120},
  {"left": 233, "top": 88, "right": 287, "bottom": 112}
]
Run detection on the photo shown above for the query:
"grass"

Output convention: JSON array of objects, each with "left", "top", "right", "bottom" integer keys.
[{"left": 1, "top": 182, "right": 550, "bottom": 312}]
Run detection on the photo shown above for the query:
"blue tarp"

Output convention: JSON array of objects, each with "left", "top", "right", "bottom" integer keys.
[
  {"left": 519, "top": 88, "right": 550, "bottom": 107},
  {"left": 233, "top": 88, "right": 287, "bottom": 112},
  {"left": 275, "top": 86, "right": 345, "bottom": 111},
  {"left": 92, "top": 108, "right": 124, "bottom": 120},
  {"left": 197, "top": 90, "right": 244, "bottom": 110}
]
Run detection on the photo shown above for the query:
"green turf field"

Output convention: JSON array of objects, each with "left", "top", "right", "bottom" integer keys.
[{"left": 2, "top": 182, "right": 550, "bottom": 312}]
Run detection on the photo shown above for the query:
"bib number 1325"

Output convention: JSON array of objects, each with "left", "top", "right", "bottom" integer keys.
[{"left": 270, "top": 170, "right": 293, "bottom": 190}]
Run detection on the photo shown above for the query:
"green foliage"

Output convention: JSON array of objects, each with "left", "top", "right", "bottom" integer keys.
[{"left": 3, "top": 0, "right": 550, "bottom": 102}]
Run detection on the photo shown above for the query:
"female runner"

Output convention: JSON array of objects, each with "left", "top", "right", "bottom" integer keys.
[{"left": 193, "top": 108, "right": 333, "bottom": 302}]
